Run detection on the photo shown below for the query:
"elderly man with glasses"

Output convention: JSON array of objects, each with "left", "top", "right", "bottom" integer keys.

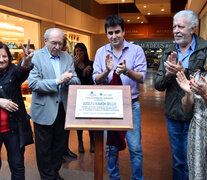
[{"left": 28, "top": 28, "right": 80, "bottom": 180}]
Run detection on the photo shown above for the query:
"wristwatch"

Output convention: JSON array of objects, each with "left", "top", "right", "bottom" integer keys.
[{"left": 123, "top": 68, "right": 129, "bottom": 76}]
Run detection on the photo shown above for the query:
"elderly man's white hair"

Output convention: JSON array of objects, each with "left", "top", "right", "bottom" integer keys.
[
  {"left": 173, "top": 10, "right": 198, "bottom": 29},
  {"left": 44, "top": 28, "right": 65, "bottom": 41}
]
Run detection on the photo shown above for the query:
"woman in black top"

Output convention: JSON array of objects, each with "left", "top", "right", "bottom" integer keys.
[{"left": 74, "top": 43, "right": 94, "bottom": 153}]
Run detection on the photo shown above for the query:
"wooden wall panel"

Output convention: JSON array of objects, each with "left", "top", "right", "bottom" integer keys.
[{"left": 125, "top": 17, "right": 173, "bottom": 39}]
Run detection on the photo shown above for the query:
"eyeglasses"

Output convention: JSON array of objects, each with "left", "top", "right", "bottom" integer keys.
[{"left": 48, "top": 41, "right": 63, "bottom": 46}]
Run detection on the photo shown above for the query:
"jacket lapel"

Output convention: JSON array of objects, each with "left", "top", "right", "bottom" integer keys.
[
  {"left": 59, "top": 52, "right": 67, "bottom": 74},
  {"left": 42, "top": 46, "right": 57, "bottom": 78}
]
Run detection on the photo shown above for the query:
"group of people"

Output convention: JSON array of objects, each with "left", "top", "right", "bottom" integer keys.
[{"left": 0, "top": 9, "right": 206, "bottom": 180}]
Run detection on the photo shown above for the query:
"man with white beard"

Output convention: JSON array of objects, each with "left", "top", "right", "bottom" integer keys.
[{"left": 154, "top": 10, "right": 207, "bottom": 180}]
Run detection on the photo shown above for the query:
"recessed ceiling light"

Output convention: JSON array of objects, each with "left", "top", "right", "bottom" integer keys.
[
  {"left": 122, "top": 0, "right": 125, "bottom": 2},
  {"left": 3, "top": 37, "right": 18, "bottom": 41},
  {"left": 137, "top": 17, "right": 140, "bottom": 19},
  {"left": 0, "top": 22, "right": 24, "bottom": 32},
  {"left": 147, "top": 12, "right": 151, "bottom": 15},
  {"left": 127, "top": 19, "right": 130, "bottom": 22},
  {"left": 3, "top": 14, "right": 8, "bottom": 19},
  {"left": 143, "top": 5, "right": 147, "bottom": 8},
  {"left": 161, "top": 9, "right": 165, "bottom": 11},
  {"left": 19, "top": 18, "right": 23, "bottom": 21}
]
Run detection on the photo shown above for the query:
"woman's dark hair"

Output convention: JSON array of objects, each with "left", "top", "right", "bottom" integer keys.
[
  {"left": 0, "top": 41, "right": 12, "bottom": 63},
  {"left": 105, "top": 14, "right": 125, "bottom": 33},
  {"left": 74, "top": 43, "right": 90, "bottom": 65},
  {"left": 63, "top": 36, "right": 67, "bottom": 48}
]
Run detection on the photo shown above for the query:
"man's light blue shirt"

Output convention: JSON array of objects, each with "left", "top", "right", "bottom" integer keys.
[
  {"left": 45, "top": 47, "right": 62, "bottom": 102},
  {"left": 176, "top": 35, "right": 196, "bottom": 68}
]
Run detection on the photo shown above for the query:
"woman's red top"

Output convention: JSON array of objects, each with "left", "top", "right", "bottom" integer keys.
[{"left": 0, "top": 109, "right": 10, "bottom": 133}]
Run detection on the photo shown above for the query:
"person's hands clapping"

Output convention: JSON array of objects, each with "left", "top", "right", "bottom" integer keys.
[
  {"left": 83, "top": 65, "right": 92, "bottom": 77},
  {"left": 168, "top": 51, "right": 177, "bottom": 64},
  {"left": 56, "top": 69, "right": 74, "bottom": 85},
  {"left": 116, "top": 59, "right": 127, "bottom": 75},
  {"left": 0, "top": 98, "right": 19, "bottom": 112},
  {"left": 190, "top": 74, "right": 207, "bottom": 98},
  {"left": 165, "top": 51, "right": 185, "bottom": 78},
  {"left": 21, "top": 39, "right": 34, "bottom": 68},
  {"left": 176, "top": 71, "right": 192, "bottom": 93},
  {"left": 73, "top": 55, "right": 79, "bottom": 67},
  {"left": 105, "top": 54, "right": 113, "bottom": 72}
]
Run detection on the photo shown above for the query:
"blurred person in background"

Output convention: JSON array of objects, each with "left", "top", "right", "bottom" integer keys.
[{"left": 73, "top": 43, "right": 95, "bottom": 153}]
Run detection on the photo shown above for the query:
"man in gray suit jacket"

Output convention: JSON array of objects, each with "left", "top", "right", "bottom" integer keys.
[{"left": 28, "top": 28, "right": 80, "bottom": 180}]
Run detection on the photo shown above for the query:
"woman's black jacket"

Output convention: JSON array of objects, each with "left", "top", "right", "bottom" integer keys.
[{"left": 0, "top": 62, "right": 33, "bottom": 148}]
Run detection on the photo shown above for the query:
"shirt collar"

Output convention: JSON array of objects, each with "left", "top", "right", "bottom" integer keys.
[
  {"left": 106, "top": 39, "right": 129, "bottom": 52},
  {"left": 176, "top": 35, "right": 196, "bottom": 52},
  {"left": 45, "top": 46, "right": 60, "bottom": 59}
]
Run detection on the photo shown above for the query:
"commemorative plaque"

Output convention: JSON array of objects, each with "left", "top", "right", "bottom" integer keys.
[
  {"left": 65, "top": 85, "right": 133, "bottom": 130},
  {"left": 75, "top": 89, "right": 123, "bottom": 118}
]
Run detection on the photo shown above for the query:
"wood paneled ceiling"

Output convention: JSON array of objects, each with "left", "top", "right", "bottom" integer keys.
[{"left": 94, "top": 0, "right": 187, "bottom": 23}]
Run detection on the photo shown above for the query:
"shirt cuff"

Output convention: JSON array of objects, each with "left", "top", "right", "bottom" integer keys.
[{"left": 20, "top": 65, "right": 32, "bottom": 71}]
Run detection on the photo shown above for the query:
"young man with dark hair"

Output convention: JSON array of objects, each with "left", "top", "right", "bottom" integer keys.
[{"left": 93, "top": 15, "right": 147, "bottom": 180}]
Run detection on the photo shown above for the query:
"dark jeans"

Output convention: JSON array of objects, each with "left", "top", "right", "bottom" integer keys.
[
  {"left": 34, "top": 103, "right": 66, "bottom": 180},
  {"left": 166, "top": 118, "right": 190, "bottom": 180},
  {"left": 0, "top": 130, "right": 25, "bottom": 180}
]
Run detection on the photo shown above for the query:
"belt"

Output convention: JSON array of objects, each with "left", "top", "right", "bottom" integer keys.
[{"left": 132, "top": 97, "right": 139, "bottom": 103}]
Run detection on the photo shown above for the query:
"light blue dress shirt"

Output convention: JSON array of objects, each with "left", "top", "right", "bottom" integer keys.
[
  {"left": 46, "top": 47, "right": 63, "bottom": 102},
  {"left": 176, "top": 35, "right": 196, "bottom": 68}
]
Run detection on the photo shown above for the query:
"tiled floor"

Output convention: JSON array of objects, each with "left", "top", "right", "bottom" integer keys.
[{"left": 0, "top": 68, "right": 172, "bottom": 180}]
